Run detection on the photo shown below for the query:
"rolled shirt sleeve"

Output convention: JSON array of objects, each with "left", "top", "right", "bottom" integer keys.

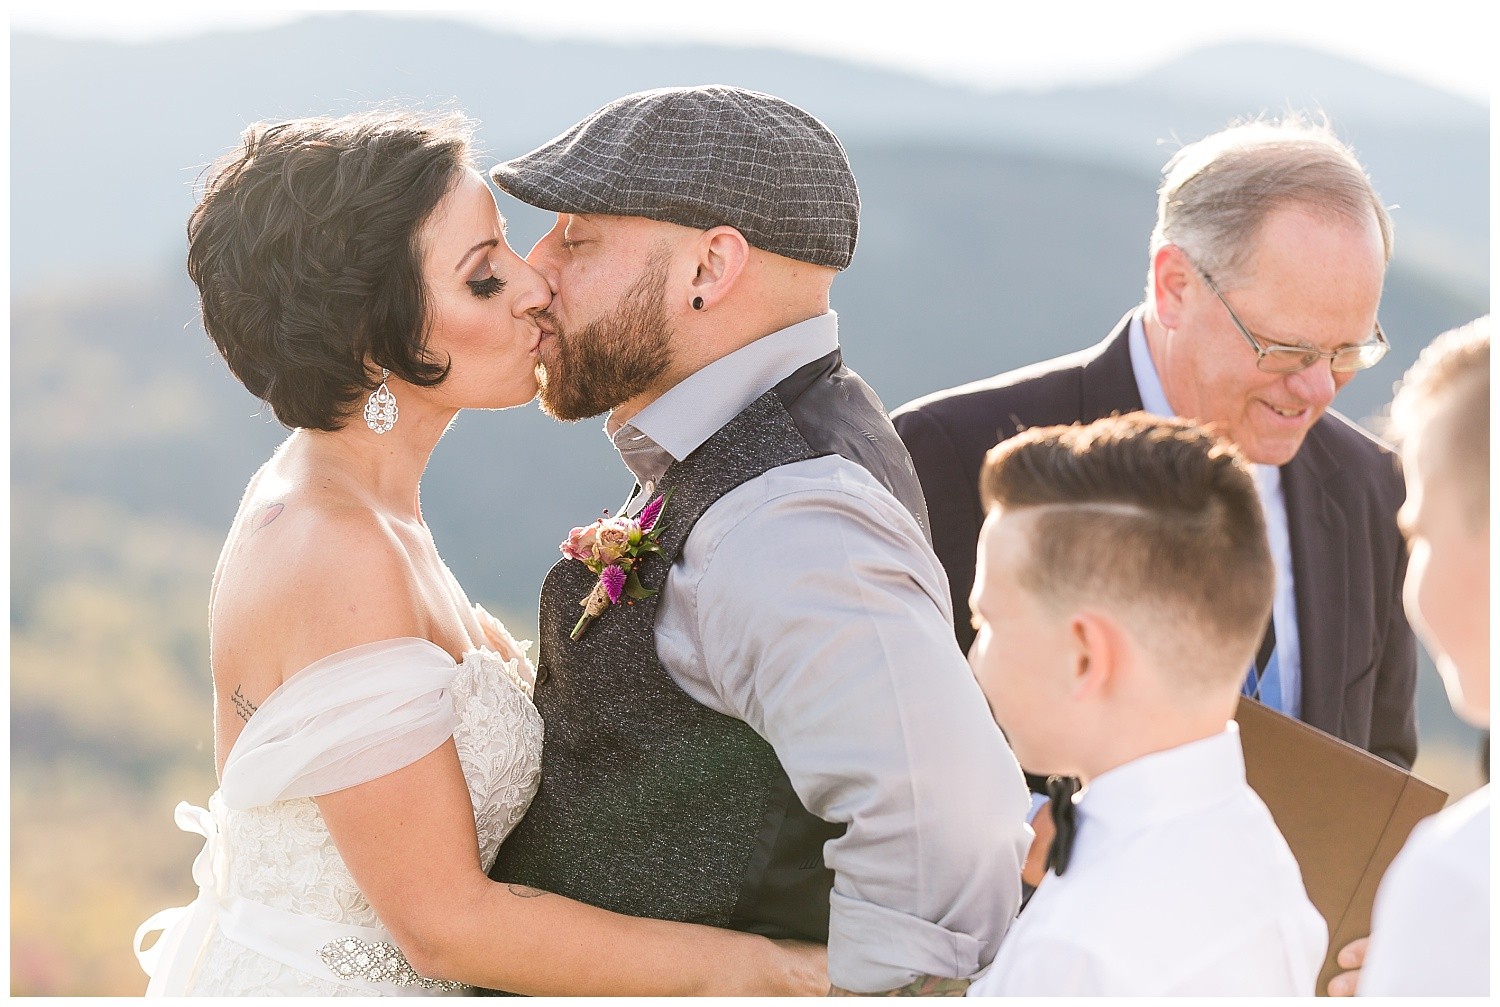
[{"left": 655, "top": 455, "right": 1033, "bottom": 992}]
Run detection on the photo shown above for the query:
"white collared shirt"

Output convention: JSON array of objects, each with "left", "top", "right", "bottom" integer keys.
[
  {"left": 1360, "top": 785, "right": 1490, "bottom": 995},
  {"left": 1128, "top": 313, "right": 1303, "bottom": 718},
  {"left": 606, "top": 312, "right": 1032, "bottom": 992},
  {"left": 970, "top": 724, "right": 1327, "bottom": 996}
]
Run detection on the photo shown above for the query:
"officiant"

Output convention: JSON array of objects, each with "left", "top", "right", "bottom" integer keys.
[{"left": 893, "top": 115, "right": 1417, "bottom": 775}]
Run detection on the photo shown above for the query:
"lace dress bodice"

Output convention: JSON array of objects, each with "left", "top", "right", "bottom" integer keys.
[{"left": 136, "top": 639, "right": 543, "bottom": 996}]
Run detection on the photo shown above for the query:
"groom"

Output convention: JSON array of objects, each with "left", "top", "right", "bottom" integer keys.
[{"left": 484, "top": 85, "right": 1030, "bottom": 995}]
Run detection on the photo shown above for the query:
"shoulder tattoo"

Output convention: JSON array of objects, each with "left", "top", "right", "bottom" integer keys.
[{"left": 254, "top": 502, "right": 285, "bottom": 533}]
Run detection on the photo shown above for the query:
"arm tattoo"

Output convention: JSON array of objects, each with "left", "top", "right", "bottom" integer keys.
[
  {"left": 506, "top": 884, "right": 546, "bottom": 899},
  {"left": 231, "top": 685, "right": 258, "bottom": 722},
  {"left": 830, "top": 976, "right": 969, "bottom": 997}
]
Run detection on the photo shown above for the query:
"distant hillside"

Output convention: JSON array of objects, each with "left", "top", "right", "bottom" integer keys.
[
  {"left": 8, "top": 15, "right": 1488, "bottom": 995},
  {"left": 14, "top": 138, "right": 1482, "bottom": 609},
  {"left": 10, "top": 13, "right": 1487, "bottom": 287}
]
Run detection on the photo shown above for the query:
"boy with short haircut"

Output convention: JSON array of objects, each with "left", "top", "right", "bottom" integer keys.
[
  {"left": 1357, "top": 318, "right": 1489, "bottom": 995},
  {"left": 965, "top": 413, "right": 1326, "bottom": 996}
]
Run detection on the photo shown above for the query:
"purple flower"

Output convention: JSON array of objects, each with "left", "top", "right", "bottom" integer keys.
[
  {"left": 564, "top": 496, "right": 668, "bottom": 639},
  {"left": 600, "top": 564, "right": 626, "bottom": 605},
  {"left": 638, "top": 494, "right": 665, "bottom": 532}
]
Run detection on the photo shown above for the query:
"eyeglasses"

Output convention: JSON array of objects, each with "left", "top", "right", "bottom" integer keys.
[{"left": 1194, "top": 265, "right": 1389, "bottom": 374}]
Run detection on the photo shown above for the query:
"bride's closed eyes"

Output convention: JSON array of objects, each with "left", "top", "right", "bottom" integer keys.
[{"left": 467, "top": 274, "right": 507, "bottom": 298}]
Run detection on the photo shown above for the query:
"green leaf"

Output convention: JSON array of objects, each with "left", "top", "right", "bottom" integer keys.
[{"left": 624, "top": 570, "right": 657, "bottom": 600}]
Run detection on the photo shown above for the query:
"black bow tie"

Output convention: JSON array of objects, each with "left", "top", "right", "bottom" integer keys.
[{"left": 1045, "top": 775, "right": 1083, "bottom": 877}]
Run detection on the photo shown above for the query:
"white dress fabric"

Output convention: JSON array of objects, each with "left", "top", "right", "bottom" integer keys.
[
  {"left": 1359, "top": 784, "right": 1490, "bottom": 996},
  {"left": 134, "top": 637, "right": 543, "bottom": 995}
]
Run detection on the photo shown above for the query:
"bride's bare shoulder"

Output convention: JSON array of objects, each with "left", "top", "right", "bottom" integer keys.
[
  {"left": 213, "top": 469, "right": 424, "bottom": 679},
  {"left": 209, "top": 459, "right": 431, "bottom": 772}
]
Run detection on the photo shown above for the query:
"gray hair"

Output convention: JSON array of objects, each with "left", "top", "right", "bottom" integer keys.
[{"left": 1147, "top": 114, "right": 1394, "bottom": 293}]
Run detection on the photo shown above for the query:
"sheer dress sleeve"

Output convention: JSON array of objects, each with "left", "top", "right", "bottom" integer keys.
[{"left": 219, "top": 638, "right": 460, "bottom": 810}]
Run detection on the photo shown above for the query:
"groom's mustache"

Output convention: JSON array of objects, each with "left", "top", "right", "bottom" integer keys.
[{"left": 532, "top": 308, "right": 560, "bottom": 336}]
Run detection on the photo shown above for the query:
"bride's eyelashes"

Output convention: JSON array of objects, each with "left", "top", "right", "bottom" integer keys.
[{"left": 467, "top": 275, "right": 507, "bottom": 299}]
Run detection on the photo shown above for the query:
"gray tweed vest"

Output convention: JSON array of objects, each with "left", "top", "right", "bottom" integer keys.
[{"left": 486, "top": 349, "right": 928, "bottom": 961}]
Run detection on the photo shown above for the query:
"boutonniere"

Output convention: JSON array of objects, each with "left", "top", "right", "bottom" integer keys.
[{"left": 559, "top": 492, "right": 670, "bottom": 640}]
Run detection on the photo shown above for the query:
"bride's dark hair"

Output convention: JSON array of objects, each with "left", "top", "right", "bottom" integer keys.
[{"left": 187, "top": 109, "right": 474, "bottom": 430}]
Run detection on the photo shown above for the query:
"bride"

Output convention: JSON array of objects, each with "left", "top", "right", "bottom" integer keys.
[{"left": 133, "top": 110, "right": 825, "bottom": 996}]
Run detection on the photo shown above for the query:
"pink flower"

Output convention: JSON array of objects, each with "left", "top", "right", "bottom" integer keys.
[
  {"left": 561, "top": 521, "right": 604, "bottom": 563},
  {"left": 562, "top": 515, "right": 645, "bottom": 568},
  {"left": 638, "top": 494, "right": 665, "bottom": 532},
  {"left": 560, "top": 495, "right": 669, "bottom": 639},
  {"left": 600, "top": 564, "right": 626, "bottom": 605},
  {"left": 594, "top": 523, "right": 634, "bottom": 566}
]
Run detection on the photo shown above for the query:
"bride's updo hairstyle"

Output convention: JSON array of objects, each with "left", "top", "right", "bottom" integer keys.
[{"left": 187, "top": 110, "right": 475, "bottom": 430}]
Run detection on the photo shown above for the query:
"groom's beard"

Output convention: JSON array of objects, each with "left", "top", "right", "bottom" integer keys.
[{"left": 535, "top": 254, "right": 673, "bottom": 422}]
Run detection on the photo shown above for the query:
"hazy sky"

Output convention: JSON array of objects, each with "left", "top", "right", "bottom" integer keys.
[{"left": 10, "top": 4, "right": 1491, "bottom": 103}]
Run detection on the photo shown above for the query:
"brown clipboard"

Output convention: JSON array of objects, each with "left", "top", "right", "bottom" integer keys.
[{"left": 1234, "top": 696, "right": 1448, "bottom": 995}]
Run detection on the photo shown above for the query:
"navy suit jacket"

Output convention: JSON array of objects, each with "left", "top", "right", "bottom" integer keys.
[{"left": 892, "top": 311, "right": 1418, "bottom": 768}]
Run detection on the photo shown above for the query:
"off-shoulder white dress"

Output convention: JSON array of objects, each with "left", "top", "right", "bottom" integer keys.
[{"left": 134, "top": 637, "right": 543, "bottom": 995}]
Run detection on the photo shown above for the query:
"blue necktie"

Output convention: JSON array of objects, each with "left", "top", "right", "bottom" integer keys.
[{"left": 1243, "top": 618, "right": 1281, "bottom": 710}]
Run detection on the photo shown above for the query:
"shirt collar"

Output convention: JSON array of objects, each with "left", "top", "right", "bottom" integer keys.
[
  {"left": 608, "top": 311, "right": 840, "bottom": 486},
  {"left": 1076, "top": 722, "right": 1246, "bottom": 832},
  {"left": 1127, "top": 310, "right": 1174, "bottom": 419},
  {"left": 1129, "top": 310, "right": 1282, "bottom": 498}
]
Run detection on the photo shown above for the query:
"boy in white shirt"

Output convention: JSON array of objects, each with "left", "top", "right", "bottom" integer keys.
[
  {"left": 1356, "top": 319, "right": 1490, "bottom": 996},
  {"left": 965, "top": 413, "right": 1326, "bottom": 996}
]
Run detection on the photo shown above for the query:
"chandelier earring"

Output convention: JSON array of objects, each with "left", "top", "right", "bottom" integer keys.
[{"left": 364, "top": 368, "right": 399, "bottom": 434}]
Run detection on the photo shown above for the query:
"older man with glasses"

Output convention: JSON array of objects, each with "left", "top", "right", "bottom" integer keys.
[{"left": 894, "top": 116, "right": 1415, "bottom": 786}]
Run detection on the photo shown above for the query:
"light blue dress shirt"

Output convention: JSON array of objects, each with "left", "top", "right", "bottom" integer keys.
[{"left": 1127, "top": 313, "right": 1303, "bottom": 718}]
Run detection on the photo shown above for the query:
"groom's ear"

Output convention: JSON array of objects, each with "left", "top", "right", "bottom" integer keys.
[{"left": 687, "top": 226, "right": 750, "bottom": 310}]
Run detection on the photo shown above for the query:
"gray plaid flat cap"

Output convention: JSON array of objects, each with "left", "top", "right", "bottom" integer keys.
[{"left": 491, "top": 85, "right": 858, "bottom": 270}]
